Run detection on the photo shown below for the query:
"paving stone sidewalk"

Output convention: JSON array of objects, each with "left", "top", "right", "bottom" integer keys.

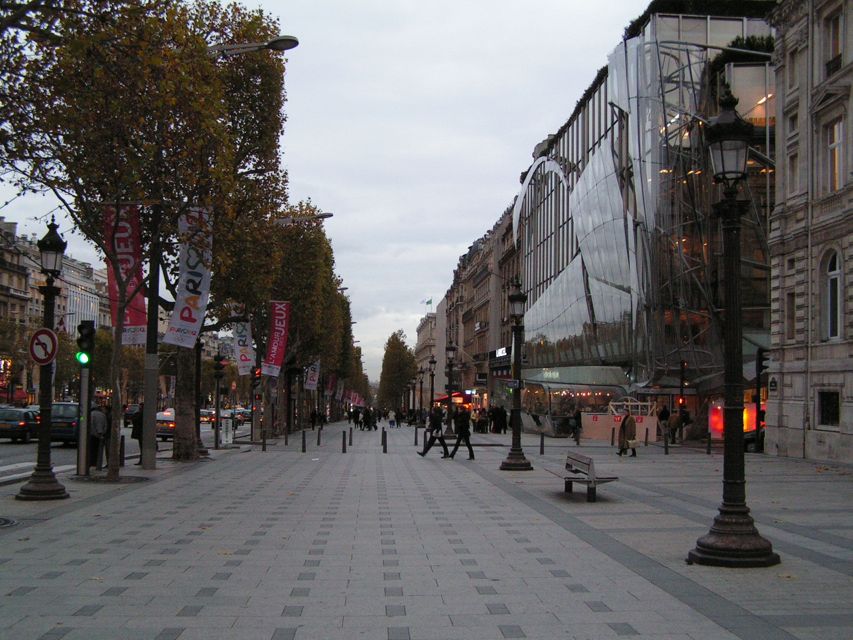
[{"left": 0, "top": 422, "right": 850, "bottom": 640}]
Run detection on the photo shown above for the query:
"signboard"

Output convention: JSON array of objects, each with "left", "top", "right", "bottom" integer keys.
[
  {"left": 29, "top": 328, "right": 58, "bottom": 366},
  {"left": 769, "top": 378, "right": 778, "bottom": 393},
  {"left": 505, "top": 379, "right": 523, "bottom": 389}
]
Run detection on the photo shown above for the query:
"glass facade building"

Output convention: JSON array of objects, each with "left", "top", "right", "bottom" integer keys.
[{"left": 513, "top": 12, "right": 776, "bottom": 428}]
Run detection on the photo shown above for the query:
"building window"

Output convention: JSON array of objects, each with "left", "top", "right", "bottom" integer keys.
[
  {"left": 825, "top": 118, "right": 844, "bottom": 193},
  {"left": 825, "top": 12, "right": 843, "bottom": 76},
  {"left": 787, "top": 152, "right": 799, "bottom": 196},
  {"left": 785, "top": 290, "right": 796, "bottom": 341},
  {"left": 817, "top": 390, "right": 840, "bottom": 427},
  {"left": 822, "top": 249, "right": 842, "bottom": 340},
  {"left": 787, "top": 113, "right": 798, "bottom": 138},
  {"left": 787, "top": 49, "right": 798, "bottom": 89}
]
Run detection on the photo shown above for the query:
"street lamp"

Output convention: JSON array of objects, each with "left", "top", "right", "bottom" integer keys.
[
  {"left": 18, "top": 218, "right": 69, "bottom": 501},
  {"left": 418, "top": 367, "right": 425, "bottom": 423},
  {"left": 275, "top": 212, "right": 333, "bottom": 227},
  {"left": 688, "top": 88, "right": 778, "bottom": 567},
  {"left": 208, "top": 35, "right": 299, "bottom": 57},
  {"left": 445, "top": 343, "right": 457, "bottom": 435},
  {"left": 500, "top": 279, "right": 533, "bottom": 471},
  {"left": 428, "top": 355, "right": 436, "bottom": 409}
]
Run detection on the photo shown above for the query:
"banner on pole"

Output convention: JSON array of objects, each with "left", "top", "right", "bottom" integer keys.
[
  {"left": 336, "top": 379, "right": 344, "bottom": 401},
  {"left": 103, "top": 205, "right": 146, "bottom": 345},
  {"left": 233, "top": 321, "right": 255, "bottom": 376},
  {"left": 261, "top": 301, "right": 291, "bottom": 378},
  {"left": 163, "top": 208, "right": 212, "bottom": 348},
  {"left": 305, "top": 360, "right": 320, "bottom": 391}
]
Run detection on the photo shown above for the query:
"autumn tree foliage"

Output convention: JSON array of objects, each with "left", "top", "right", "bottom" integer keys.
[{"left": 377, "top": 330, "right": 417, "bottom": 410}]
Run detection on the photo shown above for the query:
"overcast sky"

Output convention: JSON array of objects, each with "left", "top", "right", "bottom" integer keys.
[{"left": 2, "top": 0, "right": 644, "bottom": 381}]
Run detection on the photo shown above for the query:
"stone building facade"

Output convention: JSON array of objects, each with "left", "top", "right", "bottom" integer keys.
[{"left": 767, "top": 0, "right": 852, "bottom": 462}]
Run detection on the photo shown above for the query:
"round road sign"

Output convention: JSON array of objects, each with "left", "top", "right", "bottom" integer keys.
[{"left": 29, "top": 328, "right": 59, "bottom": 366}]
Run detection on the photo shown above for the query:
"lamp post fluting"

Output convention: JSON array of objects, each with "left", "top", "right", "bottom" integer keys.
[
  {"left": 418, "top": 368, "right": 425, "bottom": 423},
  {"left": 445, "top": 343, "right": 457, "bottom": 435},
  {"left": 18, "top": 219, "right": 69, "bottom": 501},
  {"left": 500, "top": 279, "right": 533, "bottom": 471},
  {"left": 687, "top": 88, "right": 778, "bottom": 567},
  {"left": 428, "top": 356, "right": 436, "bottom": 410}
]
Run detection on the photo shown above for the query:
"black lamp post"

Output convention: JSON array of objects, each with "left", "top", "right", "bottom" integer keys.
[
  {"left": 418, "top": 367, "right": 425, "bottom": 424},
  {"left": 688, "top": 88, "right": 779, "bottom": 567},
  {"left": 428, "top": 355, "right": 436, "bottom": 409},
  {"left": 18, "top": 218, "right": 69, "bottom": 501},
  {"left": 445, "top": 343, "right": 457, "bottom": 435},
  {"left": 501, "top": 279, "right": 533, "bottom": 471}
]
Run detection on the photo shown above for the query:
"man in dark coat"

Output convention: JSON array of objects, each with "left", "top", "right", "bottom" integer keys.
[
  {"left": 418, "top": 407, "right": 449, "bottom": 458},
  {"left": 449, "top": 407, "right": 475, "bottom": 460}
]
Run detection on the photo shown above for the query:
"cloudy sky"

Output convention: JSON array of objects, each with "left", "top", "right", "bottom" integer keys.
[{"left": 3, "top": 0, "right": 644, "bottom": 380}]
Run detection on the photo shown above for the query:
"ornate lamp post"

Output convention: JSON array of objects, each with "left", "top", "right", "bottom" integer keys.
[
  {"left": 500, "top": 279, "right": 533, "bottom": 471},
  {"left": 445, "top": 343, "right": 457, "bottom": 435},
  {"left": 418, "top": 367, "right": 425, "bottom": 424},
  {"left": 428, "top": 355, "right": 436, "bottom": 409},
  {"left": 18, "top": 219, "right": 69, "bottom": 501},
  {"left": 688, "top": 88, "right": 779, "bottom": 567}
]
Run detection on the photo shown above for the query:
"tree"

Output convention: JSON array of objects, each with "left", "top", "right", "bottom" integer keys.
[{"left": 377, "top": 330, "right": 416, "bottom": 409}]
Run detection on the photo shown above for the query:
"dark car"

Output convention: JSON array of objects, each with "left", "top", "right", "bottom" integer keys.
[
  {"left": 0, "top": 407, "right": 39, "bottom": 443},
  {"left": 50, "top": 402, "right": 80, "bottom": 444}
]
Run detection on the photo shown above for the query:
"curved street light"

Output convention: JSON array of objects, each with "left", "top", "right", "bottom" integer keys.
[{"left": 208, "top": 35, "right": 299, "bottom": 57}]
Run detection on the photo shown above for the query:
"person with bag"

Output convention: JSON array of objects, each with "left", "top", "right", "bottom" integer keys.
[
  {"left": 418, "top": 406, "right": 449, "bottom": 458},
  {"left": 617, "top": 406, "right": 637, "bottom": 457}
]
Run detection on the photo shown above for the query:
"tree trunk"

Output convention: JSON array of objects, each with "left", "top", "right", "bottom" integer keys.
[{"left": 172, "top": 347, "right": 198, "bottom": 460}]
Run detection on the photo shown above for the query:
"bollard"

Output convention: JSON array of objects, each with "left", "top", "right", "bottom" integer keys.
[
  {"left": 644, "top": 428, "right": 649, "bottom": 447},
  {"left": 262, "top": 425, "right": 267, "bottom": 452},
  {"left": 610, "top": 427, "right": 615, "bottom": 447},
  {"left": 120, "top": 435, "right": 125, "bottom": 467},
  {"left": 349, "top": 427, "right": 353, "bottom": 447},
  {"left": 381, "top": 427, "right": 385, "bottom": 446},
  {"left": 414, "top": 426, "right": 419, "bottom": 446},
  {"left": 540, "top": 432, "right": 545, "bottom": 455},
  {"left": 664, "top": 427, "right": 669, "bottom": 455},
  {"left": 706, "top": 429, "right": 712, "bottom": 455},
  {"left": 382, "top": 429, "right": 387, "bottom": 454},
  {"left": 284, "top": 428, "right": 288, "bottom": 446},
  {"left": 317, "top": 428, "right": 321, "bottom": 446},
  {"left": 342, "top": 430, "right": 347, "bottom": 453},
  {"left": 301, "top": 429, "right": 306, "bottom": 453}
]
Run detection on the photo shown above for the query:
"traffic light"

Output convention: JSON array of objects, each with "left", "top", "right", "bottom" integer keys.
[
  {"left": 213, "top": 354, "right": 226, "bottom": 380},
  {"left": 756, "top": 347, "right": 769, "bottom": 377},
  {"left": 252, "top": 367, "right": 262, "bottom": 386},
  {"left": 75, "top": 321, "right": 95, "bottom": 366},
  {"left": 678, "top": 359, "right": 688, "bottom": 406}
]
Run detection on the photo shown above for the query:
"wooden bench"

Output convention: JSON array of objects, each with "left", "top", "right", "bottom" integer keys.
[{"left": 564, "top": 451, "right": 618, "bottom": 502}]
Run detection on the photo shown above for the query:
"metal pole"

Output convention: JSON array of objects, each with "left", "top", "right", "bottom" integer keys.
[
  {"left": 342, "top": 430, "right": 346, "bottom": 453},
  {"left": 446, "top": 361, "right": 453, "bottom": 436},
  {"left": 689, "top": 192, "right": 778, "bottom": 567},
  {"left": 76, "top": 367, "right": 90, "bottom": 476},
  {"left": 539, "top": 432, "right": 544, "bottom": 455},
  {"left": 18, "top": 278, "right": 68, "bottom": 500},
  {"left": 214, "top": 376, "right": 221, "bottom": 450},
  {"left": 141, "top": 204, "right": 161, "bottom": 470},
  {"left": 301, "top": 428, "right": 306, "bottom": 453},
  {"left": 195, "top": 339, "right": 207, "bottom": 456},
  {"left": 500, "top": 320, "right": 533, "bottom": 470}
]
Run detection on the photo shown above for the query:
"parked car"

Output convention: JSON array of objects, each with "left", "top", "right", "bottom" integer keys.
[
  {"left": 50, "top": 402, "right": 80, "bottom": 444},
  {"left": 124, "top": 403, "right": 141, "bottom": 427},
  {"left": 199, "top": 409, "right": 214, "bottom": 424},
  {"left": 156, "top": 408, "right": 176, "bottom": 440},
  {"left": 234, "top": 407, "right": 251, "bottom": 425},
  {"left": 0, "top": 407, "right": 39, "bottom": 443}
]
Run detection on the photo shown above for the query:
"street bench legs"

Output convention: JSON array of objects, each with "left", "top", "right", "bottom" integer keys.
[
  {"left": 586, "top": 485, "right": 596, "bottom": 502},
  {"left": 565, "top": 479, "right": 572, "bottom": 494}
]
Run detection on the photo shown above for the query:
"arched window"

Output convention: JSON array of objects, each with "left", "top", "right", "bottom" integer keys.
[{"left": 822, "top": 250, "right": 842, "bottom": 339}]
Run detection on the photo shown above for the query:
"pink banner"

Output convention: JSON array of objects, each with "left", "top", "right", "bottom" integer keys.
[
  {"left": 261, "top": 301, "right": 291, "bottom": 378},
  {"left": 104, "top": 205, "right": 147, "bottom": 345}
]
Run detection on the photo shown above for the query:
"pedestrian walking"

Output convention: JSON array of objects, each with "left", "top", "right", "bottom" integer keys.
[
  {"left": 657, "top": 404, "right": 670, "bottom": 441},
  {"left": 131, "top": 402, "right": 144, "bottom": 464},
  {"left": 418, "top": 407, "right": 449, "bottom": 458},
  {"left": 89, "top": 403, "right": 109, "bottom": 468},
  {"left": 388, "top": 409, "right": 396, "bottom": 429},
  {"left": 667, "top": 410, "right": 682, "bottom": 445},
  {"left": 449, "top": 406, "right": 475, "bottom": 460},
  {"left": 617, "top": 407, "right": 637, "bottom": 457}
]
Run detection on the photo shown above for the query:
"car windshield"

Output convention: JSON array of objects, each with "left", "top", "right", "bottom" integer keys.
[
  {"left": 0, "top": 409, "right": 22, "bottom": 420},
  {"left": 52, "top": 404, "right": 78, "bottom": 419}
]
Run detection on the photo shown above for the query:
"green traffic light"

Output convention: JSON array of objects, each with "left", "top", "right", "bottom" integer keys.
[{"left": 76, "top": 351, "right": 90, "bottom": 365}]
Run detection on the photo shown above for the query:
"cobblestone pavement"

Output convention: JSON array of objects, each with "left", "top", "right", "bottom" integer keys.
[{"left": 0, "top": 422, "right": 850, "bottom": 639}]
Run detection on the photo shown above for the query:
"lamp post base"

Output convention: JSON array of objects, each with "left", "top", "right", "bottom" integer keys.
[
  {"left": 16, "top": 467, "right": 69, "bottom": 501},
  {"left": 500, "top": 449, "right": 533, "bottom": 471},
  {"left": 688, "top": 504, "right": 779, "bottom": 567}
]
